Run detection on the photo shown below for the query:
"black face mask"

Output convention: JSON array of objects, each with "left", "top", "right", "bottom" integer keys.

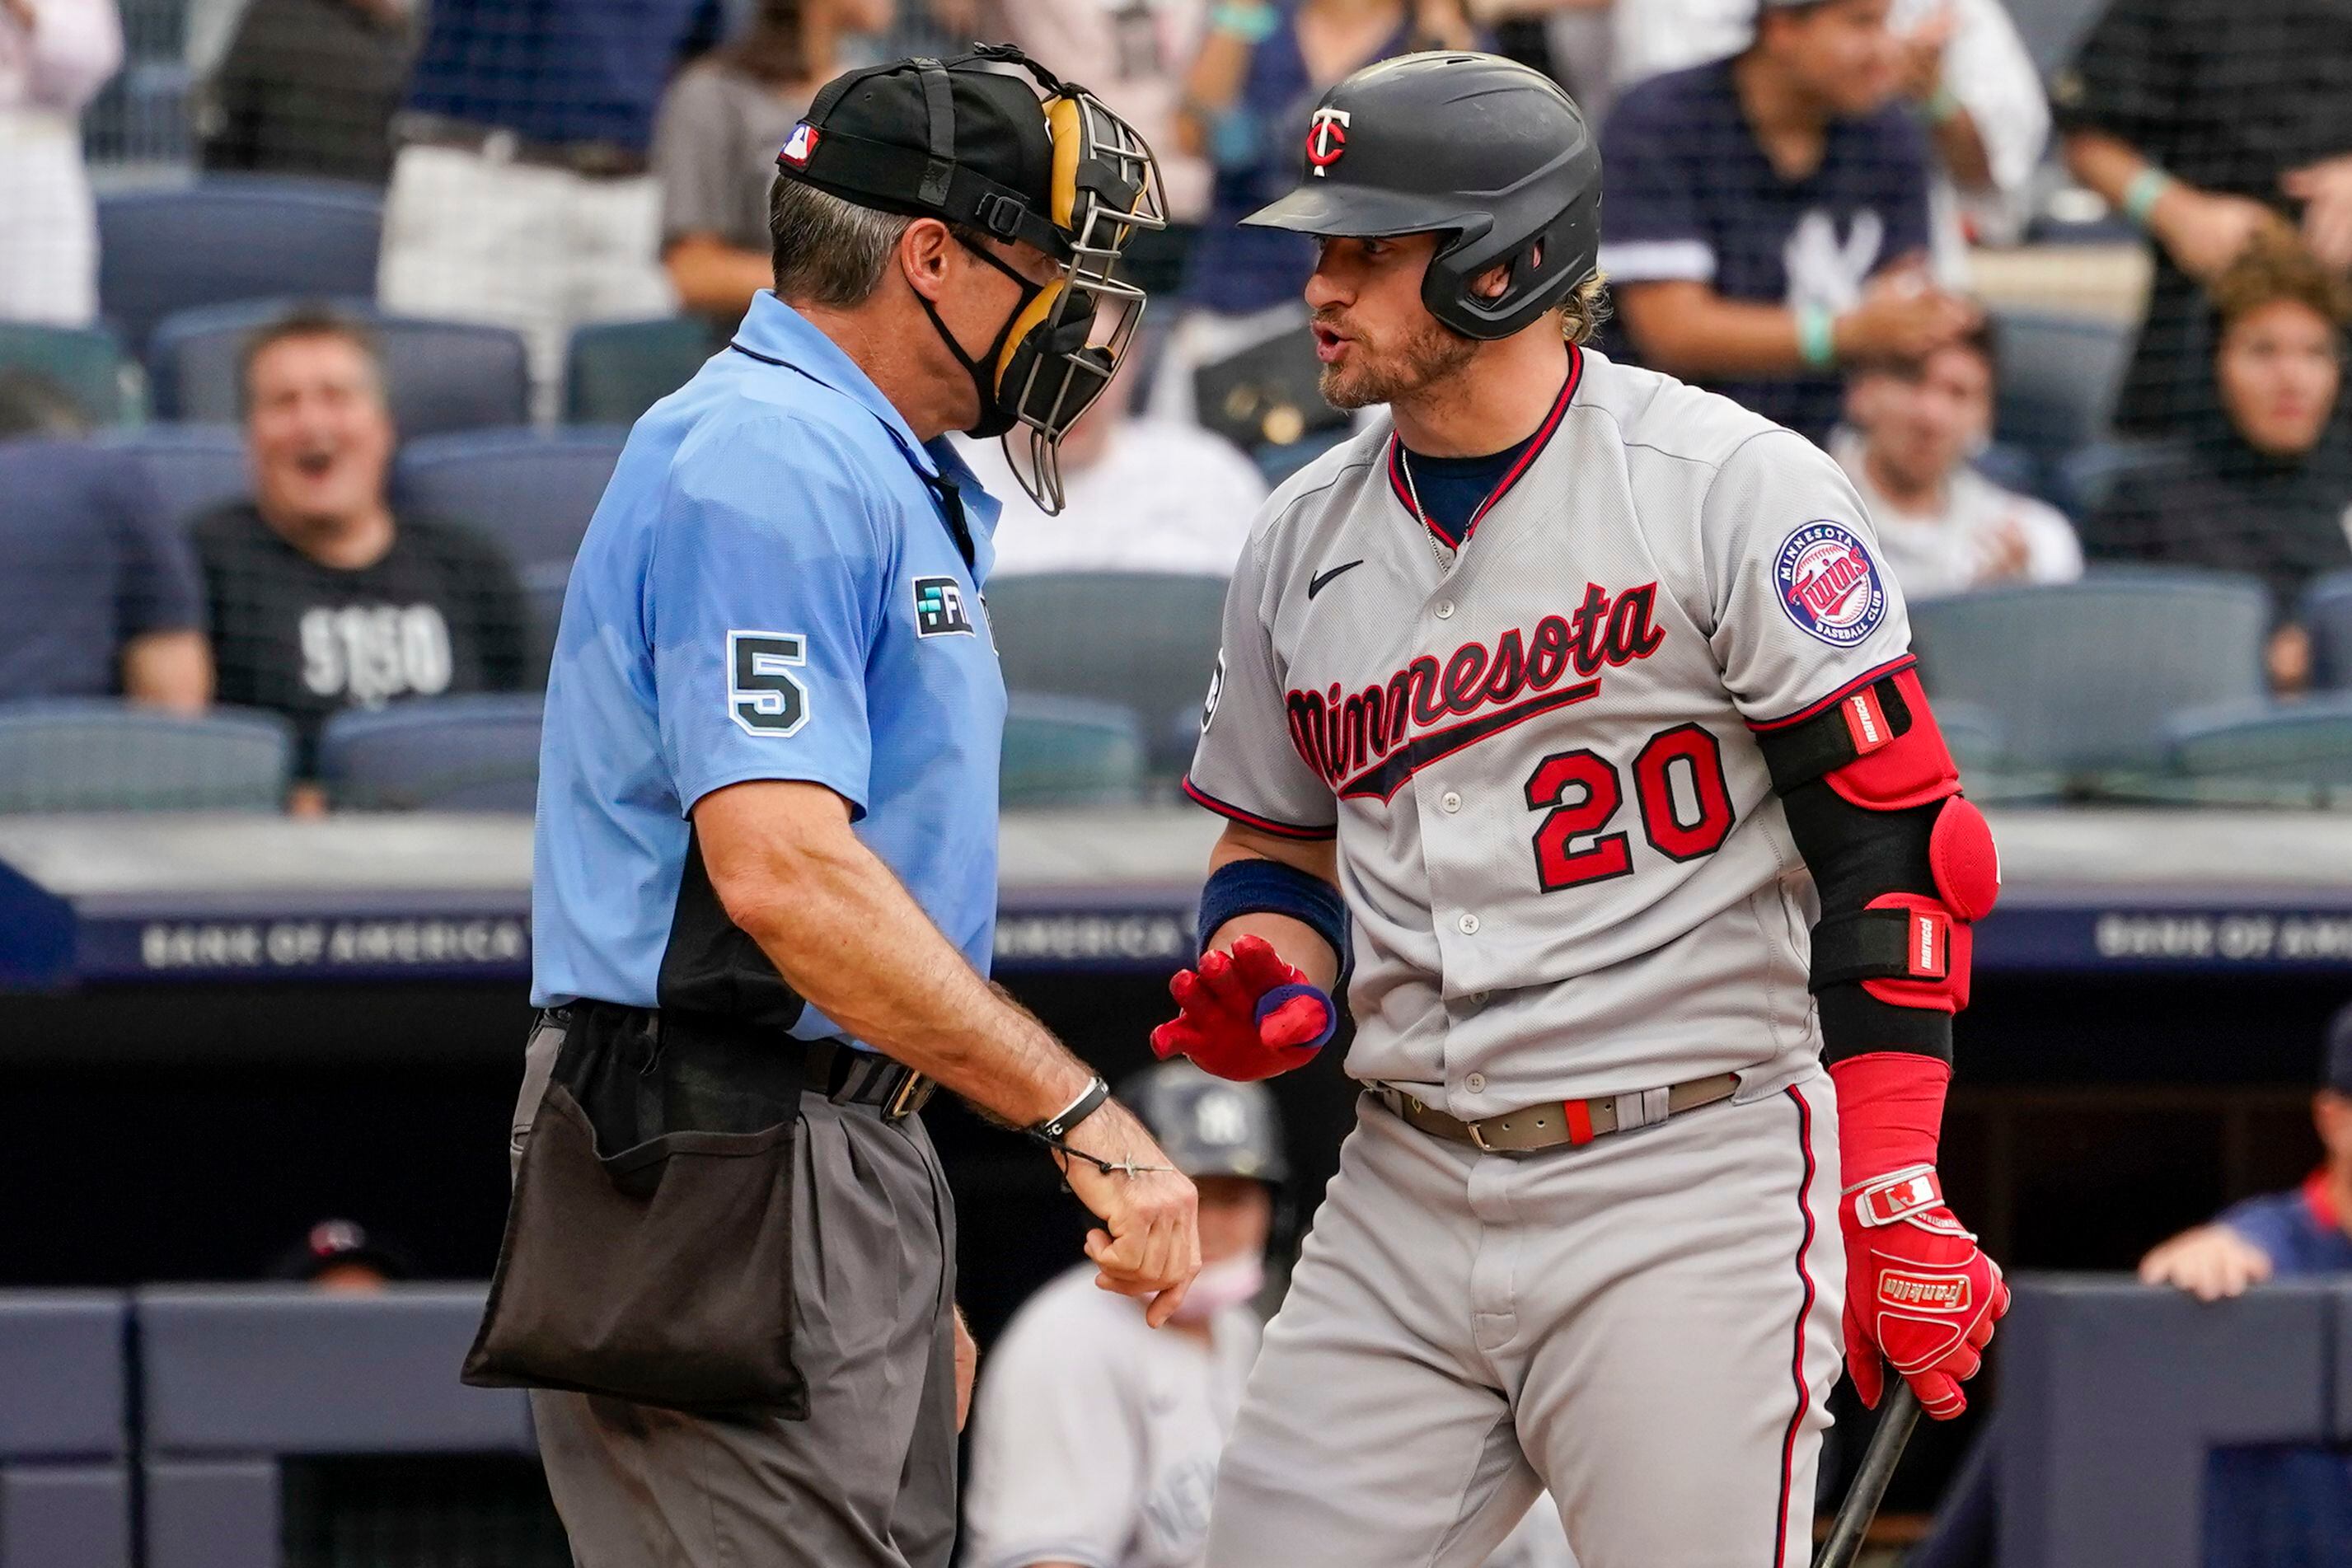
[{"left": 916, "top": 237, "right": 1047, "bottom": 440}]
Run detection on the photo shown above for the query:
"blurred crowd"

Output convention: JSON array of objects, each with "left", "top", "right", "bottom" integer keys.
[
  {"left": 0, "top": 0, "right": 2349, "bottom": 790},
  {"left": 4, "top": 2, "right": 2352, "bottom": 1560}
]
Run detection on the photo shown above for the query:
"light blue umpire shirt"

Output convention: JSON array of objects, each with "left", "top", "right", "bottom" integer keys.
[{"left": 530, "top": 290, "right": 1007, "bottom": 1046}]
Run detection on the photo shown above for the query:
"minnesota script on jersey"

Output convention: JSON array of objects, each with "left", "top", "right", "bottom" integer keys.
[{"left": 1186, "top": 345, "right": 1914, "bottom": 1113}]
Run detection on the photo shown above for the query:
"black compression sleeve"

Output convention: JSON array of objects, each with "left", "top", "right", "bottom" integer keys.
[{"left": 1778, "top": 778, "right": 1954, "bottom": 1066}]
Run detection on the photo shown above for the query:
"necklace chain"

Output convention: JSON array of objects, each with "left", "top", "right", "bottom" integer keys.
[{"left": 1395, "top": 447, "right": 1456, "bottom": 573}]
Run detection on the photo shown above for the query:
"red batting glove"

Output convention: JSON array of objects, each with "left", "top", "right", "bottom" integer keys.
[
  {"left": 1830, "top": 1053, "right": 2008, "bottom": 1421},
  {"left": 1149, "top": 934, "right": 1334, "bottom": 1083}
]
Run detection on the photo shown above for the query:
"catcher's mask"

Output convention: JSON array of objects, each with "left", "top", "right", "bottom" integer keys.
[{"left": 775, "top": 44, "right": 1166, "bottom": 513}]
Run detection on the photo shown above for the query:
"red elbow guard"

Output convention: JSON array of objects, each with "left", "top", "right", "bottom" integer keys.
[
  {"left": 1756, "top": 663, "right": 1972, "bottom": 818},
  {"left": 1852, "top": 796, "right": 2001, "bottom": 1013},
  {"left": 1764, "top": 666, "right": 2002, "bottom": 1018}
]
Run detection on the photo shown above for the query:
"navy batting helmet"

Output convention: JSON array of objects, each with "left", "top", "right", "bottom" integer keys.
[
  {"left": 1121, "top": 1060, "right": 1288, "bottom": 1185},
  {"left": 1241, "top": 51, "right": 1602, "bottom": 342}
]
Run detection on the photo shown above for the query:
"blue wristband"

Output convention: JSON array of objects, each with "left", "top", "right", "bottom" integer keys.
[
  {"left": 1254, "top": 982, "right": 1338, "bottom": 1051},
  {"left": 1197, "top": 857, "right": 1348, "bottom": 972}
]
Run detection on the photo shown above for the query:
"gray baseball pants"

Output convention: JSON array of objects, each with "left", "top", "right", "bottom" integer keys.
[
  {"left": 508, "top": 1024, "right": 960, "bottom": 1568},
  {"left": 1204, "top": 1067, "right": 1844, "bottom": 1568}
]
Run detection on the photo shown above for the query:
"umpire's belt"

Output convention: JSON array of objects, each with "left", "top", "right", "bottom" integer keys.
[
  {"left": 554, "top": 1003, "right": 934, "bottom": 1121},
  {"left": 1371, "top": 1071, "right": 1739, "bottom": 1154},
  {"left": 805, "top": 1037, "right": 935, "bottom": 1121}
]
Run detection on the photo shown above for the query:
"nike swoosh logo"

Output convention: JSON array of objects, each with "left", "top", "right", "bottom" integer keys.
[{"left": 1308, "top": 560, "right": 1366, "bottom": 599}]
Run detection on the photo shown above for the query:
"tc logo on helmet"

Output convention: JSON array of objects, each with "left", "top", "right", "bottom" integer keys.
[{"left": 1305, "top": 107, "right": 1351, "bottom": 176}]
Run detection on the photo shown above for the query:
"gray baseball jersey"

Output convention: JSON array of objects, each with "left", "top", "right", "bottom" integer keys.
[{"left": 1185, "top": 344, "right": 1914, "bottom": 1113}]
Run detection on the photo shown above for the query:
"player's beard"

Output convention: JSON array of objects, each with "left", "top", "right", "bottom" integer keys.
[{"left": 1317, "top": 311, "right": 1479, "bottom": 411}]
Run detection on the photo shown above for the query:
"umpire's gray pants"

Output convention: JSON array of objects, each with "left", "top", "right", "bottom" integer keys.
[{"left": 508, "top": 1024, "right": 960, "bottom": 1568}]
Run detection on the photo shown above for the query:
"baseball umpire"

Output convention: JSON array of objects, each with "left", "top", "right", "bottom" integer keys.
[
  {"left": 461, "top": 48, "right": 1198, "bottom": 1568},
  {"left": 1149, "top": 53, "right": 2008, "bottom": 1567}
]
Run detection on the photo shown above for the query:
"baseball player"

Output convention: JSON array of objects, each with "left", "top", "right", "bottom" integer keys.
[
  {"left": 962, "top": 1061, "right": 1577, "bottom": 1568},
  {"left": 1150, "top": 53, "right": 2008, "bottom": 1568}
]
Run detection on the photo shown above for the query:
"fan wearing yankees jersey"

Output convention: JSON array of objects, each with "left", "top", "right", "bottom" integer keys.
[{"left": 1147, "top": 51, "right": 2007, "bottom": 1568}]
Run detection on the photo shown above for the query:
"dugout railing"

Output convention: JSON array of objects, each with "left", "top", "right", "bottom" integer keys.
[
  {"left": 134, "top": 1286, "right": 533, "bottom": 1568},
  {"left": 3, "top": 1278, "right": 2350, "bottom": 1566},
  {"left": 1997, "top": 1275, "right": 2352, "bottom": 1566},
  {"left": 0, "top": 1293, "right": 132, "bottom": 1568}
]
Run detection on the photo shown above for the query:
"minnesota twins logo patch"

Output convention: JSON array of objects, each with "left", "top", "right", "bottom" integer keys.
[{"left": 1776, "top": 522, "right": 1885, "bottom": 648}]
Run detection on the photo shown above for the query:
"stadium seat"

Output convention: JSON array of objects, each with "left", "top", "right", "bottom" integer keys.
[
  {"left": 0, "top": 321, "right": 141, "bottom": 425},
  {"left": 1920, "top": 699, "right": 2050, "bottom": 803},
  {"left": 982, "top": 573, "right": 1229, "bottom": 777},
  {"left": 95, "top": 176, "right": 382, "bottom": 353},
  {"left": 563, "top": 317, "right": 716, "bottom": 426},
  {"left": 1990, "top": 310, "right": 2132, "bottom": 471},
  {"left": 2298, "top": 571, "right": 2352, "bottom": 690},
  {"left": 94, "top": 425, "right": 251, "bottom": 527},
  {"left": 393, "top": 429, "right": 622, "bottom": 655},
  {"left": 1929, "top": 698, "right": 2003, "bottom": 770},
  {"left": 2163, "top": 695, "right": 2352, "bottom": 807},
  {"left": 1969, "top": 439, "right": 2040, "bottom": 500},
  {"left": 0, "top": 700, "right": 292, "bottom": 812},
  {"left": 2050, "top": 438, "right": 2167, "bottom": 522},
  {"left": 1001, "top": 692, "right": 1148, "bottom": 807},
  {"left": 394, "top": 428, "right": 622, "bottom": 565},
  {"left": 394, "top": 429, "right": 620, "bottom": 659},
  {"left": 317, "top": 695, "right": 545, "bottom": 811},
  {"left": 149, "top": 301, "right": 531, "bottom": 438},
  {"left": 1909, "top": 569, "right": 2270, "bottom": 790}
]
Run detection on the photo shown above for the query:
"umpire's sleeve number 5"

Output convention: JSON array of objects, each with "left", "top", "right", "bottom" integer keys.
[{"left": 728, "top": 630, "right": 809, "bottom": 737}]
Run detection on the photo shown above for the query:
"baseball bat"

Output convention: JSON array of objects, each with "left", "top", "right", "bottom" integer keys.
[{"left": 1811, "top": 1383, "right": 1922, "bottom": 1568}]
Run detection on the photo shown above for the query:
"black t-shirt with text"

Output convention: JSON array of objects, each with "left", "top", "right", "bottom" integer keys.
[{"left": 193, "top": 504, "right": 532, "bottom": 771}]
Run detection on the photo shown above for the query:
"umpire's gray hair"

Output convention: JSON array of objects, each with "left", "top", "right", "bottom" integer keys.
[{"left": 769, "top": 177, "right": 913, "bottom": 309}]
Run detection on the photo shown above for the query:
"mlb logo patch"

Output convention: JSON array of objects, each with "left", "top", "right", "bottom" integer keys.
[
  {"left": 1776, "top": 522, "right": 1886, "bottom": 648},
  {"left": 913, "top": 576, "right": 973, "bottom": 637},
  {"left": 779, "top": 122, "right": 820, "bottom": 167}
]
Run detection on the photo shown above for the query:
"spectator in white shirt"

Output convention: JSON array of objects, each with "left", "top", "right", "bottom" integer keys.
[
  {"left": 1608, "top": 0, "right": 2048, "bottom": 282},
  {"left": 1832, "top": 317, "right": 2083, "bottom": 601},
  {"left": 0, "top": 0, "right": 122, "bottom": 326},
  {"left": 956, "top": 361, "right": 1268, "bottom": 578}
]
